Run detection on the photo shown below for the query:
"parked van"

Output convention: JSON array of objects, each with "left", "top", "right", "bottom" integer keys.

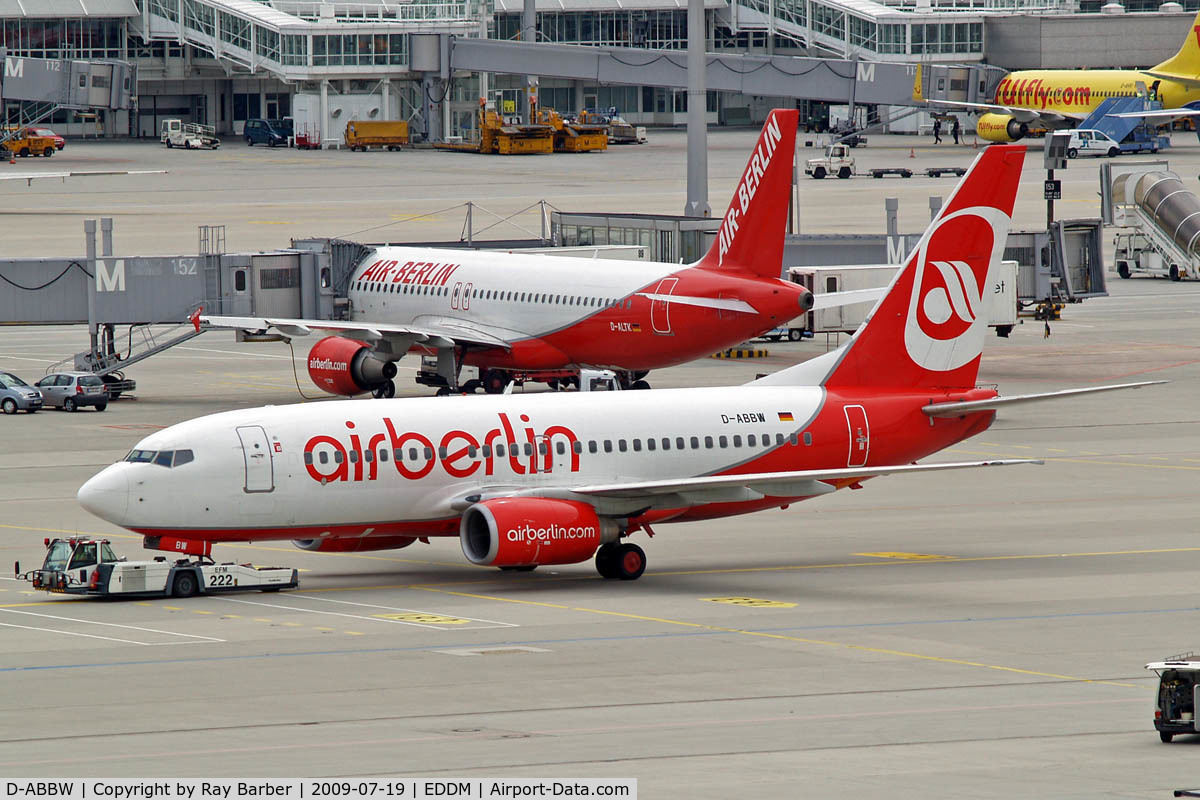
[
  {"left": 1067, "top": 129, "right": 1121, "bottom": 159},
  {"left": 244, "top": 118, "right": 292, "bottom": 147}
]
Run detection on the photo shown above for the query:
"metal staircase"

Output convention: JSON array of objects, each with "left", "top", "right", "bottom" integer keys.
[{"left": 47, "top": 318, "right": 206, "bottom": 378}]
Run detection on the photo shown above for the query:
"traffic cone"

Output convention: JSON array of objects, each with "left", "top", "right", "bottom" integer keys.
[{"left": 909, "top": 147, "right": 915, "bottom": 158}]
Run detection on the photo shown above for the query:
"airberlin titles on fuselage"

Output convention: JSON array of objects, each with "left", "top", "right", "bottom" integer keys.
[
  {"left": 303, "top": 412, "right": 582, "bottom": 484},
  {"left": 358, "top": 259, "right": 461, "bottom": 287}
]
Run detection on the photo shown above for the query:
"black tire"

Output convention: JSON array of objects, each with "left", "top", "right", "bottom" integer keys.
[
  {"left": 372, "top": 380, "right": 396, "bottom": 399},
  {"left": 614, "top": 543, "right": 647, "bottom": 581},
  {"left": 837, "top": 166, "right": 851, "bottom": 179},
  {"left": 63, "top": 397, "right": 77, "bottom": 413},
  {"left": 110, "top": 392, "right": 122, "bottom": 400},
  {"left": 19, "top": 147, "right": 29, "bottom": 157},
  {"left": 172, "top": 571, "right": 199, "bottom": 598},
  {"left": 166, "top": 140, "right": 173, "bottom": 149},
  {"left": 483, "top": 370, "right": 507, "bottom": 394},
  {"left": 595, "top": 543, "right": 621, "bottom": 579},
  {"left": 246, "top": 137, "right": 253, "bottom": 146},
  {"left": 462, "top": 379, "right": 482, "bottom": 394},
  {"left": 1170, "top": 265, "right": 1182, "bottom": 282},
  {"left": 1107, "top": 147, "right": 1119, "bottom": 158},
  {"left": 1, "top": 398, "right": 16, "bottom": 415},
  {"left": 767, "top": 335, "right": 782, "bottom": 342},
  {"left": 1067, "top": 147, "right": 1078, "bottom": 159},
  {"left": 630, "top": 380, "right": 651, "bottom": 390},
  {"left": 43, "top": 148, "right": 53, "bottom": 157},
  {"left": 435, "top": 387, "right": 451, "bottom": 397},
  {"left": 499, "top": 565, "right": 537, "bottom": 572},
  {"left": 1117, "top": 263, "right": 1131, "bottom": 279},
  {"left": 788, "top": 328, "right": 804, "bottom": 342},
  {"left": 1160, "top": 731, "right": 1174, "bottom": 743},
  {"left": 812, "top": 166, "right": 826, "bottom": 179},
  {"left": 94, "top": 403, "right": 107, "bottom": 412}
]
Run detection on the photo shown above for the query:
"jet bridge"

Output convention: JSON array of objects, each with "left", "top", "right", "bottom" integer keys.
[
  {"left": 1, "top": 49, "right": 135, "bottom": 143},
  {"left": 1102, "top": 160, "right": 1200, "bottom": 281}
]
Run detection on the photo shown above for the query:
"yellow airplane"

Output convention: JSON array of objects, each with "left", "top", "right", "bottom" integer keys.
[{"left": 915, "top": 10, "right": 1200, "bottom": 142}]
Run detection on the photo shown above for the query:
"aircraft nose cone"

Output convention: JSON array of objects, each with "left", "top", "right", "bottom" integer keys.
[{"left": 77, "top": 466, "right": 129, "bottom": 525}]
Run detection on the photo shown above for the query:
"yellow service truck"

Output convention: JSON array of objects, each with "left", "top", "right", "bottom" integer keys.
[
  {"left": 345, "top": 120, "right": 409, "bottom": 151},
  {"left": 2, "top": 128, "right": 57, "bottom": 158}
]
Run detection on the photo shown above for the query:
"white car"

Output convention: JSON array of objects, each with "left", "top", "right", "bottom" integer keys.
[{"left": 1066, "top": 129, "right": 1121, "bottom": 159}]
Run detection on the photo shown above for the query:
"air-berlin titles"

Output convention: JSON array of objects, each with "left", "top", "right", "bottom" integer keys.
[
  {"left": 303, "top": 413, "right": 581, "bottom": 483},
  {"left": 358, "top": 259, "right": 461, "bottom": 286},
  {"left": 717, "top": 114, "right": 783, "bottom": 265},
  {"left": 994, "top": 77, "right": 1094, "bottom": 109}
]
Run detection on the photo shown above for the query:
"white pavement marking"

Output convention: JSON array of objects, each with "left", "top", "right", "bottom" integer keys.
[
  {"left": 0, "top": 608, "right": 225, "bottom": 642},
  {"left": 284, "top": 593, "right": 519, "bottom": 628}
]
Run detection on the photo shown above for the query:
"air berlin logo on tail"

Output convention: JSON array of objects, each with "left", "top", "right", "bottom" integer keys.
[
  {"left": 717, "top": 114, "right": 783, "bottom": 266},
  {"left": 904, "top": 206, "right": 1008, "bottom": 372}
]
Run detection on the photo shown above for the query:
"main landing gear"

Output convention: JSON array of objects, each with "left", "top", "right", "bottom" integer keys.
[
  {"left": 372, "top": 380, "right": 396, "bottom": 398},
  {"left": 595, "top": 541, "right": 646, "bottom": 580}
]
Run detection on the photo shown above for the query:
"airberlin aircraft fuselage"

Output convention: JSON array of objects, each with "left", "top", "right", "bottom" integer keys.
[
  {"left": 78, "top": 386, "right": 994, "bottom": 543},
  {"left": 345, "top": 247, "right": 810, "bottom": 372}
]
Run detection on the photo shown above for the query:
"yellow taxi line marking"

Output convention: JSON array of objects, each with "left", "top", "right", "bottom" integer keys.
[
  {"left": 345, "top": 631, "right": 364, "bottom": 636},
  {"left": 254, "top": 617, "right": 272, "bottom": 623},
  {"left": 161, "top": 606, "right": 182, "bottom": 611},
  {"left": 314, "top": 626, "right": 335, "bottom": 631},
  {"left": 222, "top": 614, "right": 241, "bottom": 619},
  {"left": 192, "top": 610, "right": 213, "bottom": 615},
  {"left": 702, "top": 597, "right": 797, "bottom": 608},
  {"left": 856, "top": 552, "right": 953, "bottom": 560},
  {"left": 0, "top": 600, "right": 90, "bottom": 608},
  {"left": 1046, "top": 448, "right": 1067, "bottom": 453},
  {"left": 553, "top": 606, "right": 1139, "bottom": 688},
  {"left": 283, "top": 622, "right": 304, "bottom": 627}
]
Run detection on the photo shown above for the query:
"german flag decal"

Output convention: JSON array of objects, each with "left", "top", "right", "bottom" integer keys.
[{"left": 777, "top": 412, "right": 794, "bottom": 422}]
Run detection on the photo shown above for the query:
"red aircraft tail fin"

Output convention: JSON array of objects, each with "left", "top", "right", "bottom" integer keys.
[
  {"left": 696, "top": 108, "right": 797, "bottom": 278},
  {"left": 823, "top": 144, "right": 1025, "bottom": 391}
]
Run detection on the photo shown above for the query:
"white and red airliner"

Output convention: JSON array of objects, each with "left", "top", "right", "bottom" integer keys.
[
  {"left": 80, "top": 145, "right": 1159, "bottom": 579},
  {"left": 200, "top": 110, "right": 826, "bottom": 396}
]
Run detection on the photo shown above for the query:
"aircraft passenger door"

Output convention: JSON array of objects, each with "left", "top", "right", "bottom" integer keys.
[
  {"left": 451, "top": 282, "right": 462, "bottom": 309},
  {"left": 843, "top": 405, "right": 869, "bottom": 468},
  {"left": 650, "top": 277, "right": 678, "bottom": 334},
  {"left": 236, "top": 425, "right": 275, "bottom": 493}
]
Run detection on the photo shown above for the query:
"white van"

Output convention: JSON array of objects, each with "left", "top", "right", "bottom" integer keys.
[{"left": 1066, "top": 129, "right": 1121, "bottom": 159}]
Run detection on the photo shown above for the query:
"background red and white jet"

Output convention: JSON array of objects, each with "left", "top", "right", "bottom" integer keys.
[
  {"left": 200, "top": 110, "right": 821, "bottom": 396},
  {"left": 81, "top": 145, "right": 1160, "bottom": 580}
]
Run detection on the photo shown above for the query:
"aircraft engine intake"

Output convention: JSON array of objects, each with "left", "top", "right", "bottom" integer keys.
[
  {"left": 292, "top": 535, "right": 416, "bottom": 553},
  {"left": 307, "top": 336, "right": 397, "bottom": 396},
  {"left": 976, "top": 113, "right": 1028, "bottom": 143},
  {"left": 460, "top": 498, "right": 619, "bottom": 567}
]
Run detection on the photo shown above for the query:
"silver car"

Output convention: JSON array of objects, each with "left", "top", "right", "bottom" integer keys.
[
  {"left": 0, "top": 371, "right": 43, "bottom": 414},
  {"left": 35, "top": 372, "right": 108, "bottom": 412}
]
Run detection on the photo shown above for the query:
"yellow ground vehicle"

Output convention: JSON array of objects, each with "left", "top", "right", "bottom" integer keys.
[
  {"left": 344, "top": 120, "right": 409, "bottom": 151},
  {"left": 536, "top": 108, "right": 608, "bottom": 153},
  {"left": 435, "top": 110, "right": 554, "bottom": 155},
  {"left": 2, "top": 127, "right": 57, "bottom": 158}
]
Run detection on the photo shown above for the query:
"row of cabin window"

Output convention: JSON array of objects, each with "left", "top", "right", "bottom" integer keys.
[
  {"left": 304, "top": 431, "right": 812, "bottom": 465},
  {"left": 354, "top": 280, "right": 635, "bottom": 310}
]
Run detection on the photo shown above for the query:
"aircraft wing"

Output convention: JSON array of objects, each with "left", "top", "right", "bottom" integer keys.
[
  {"left": 812, "top": 287, "right": 886, "bottom": 310},
  {"left": 921, "top": 99, "right": 1086, "bottom": 125},
  {"left": 921, "top": 381, "right": 1166, "bottom": 418},
  {"left": 1108, "top": 108, "right": 1200, "bottom": 120},
  {"left": 453, "top": 459, "right": 1040, "bottom": 513},
  {"left": 1143, "top": 71, "right": 1200, "bottom": 89},
  {"left": 198, "top": 314, "right": 512, "bottom": 350}
]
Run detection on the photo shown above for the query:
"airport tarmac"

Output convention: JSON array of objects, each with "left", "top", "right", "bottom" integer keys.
[
  {"left": 0, "top": 127, "right": 1188, "bottom": 256},
  {"left": 1, "top": 129, "right": 1200, "bottom": 797}
]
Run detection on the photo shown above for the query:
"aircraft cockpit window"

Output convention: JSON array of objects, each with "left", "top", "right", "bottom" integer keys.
[
  {"left": 126, "top": 449, "right": 156, "bottom": 463},
  {"left": 174, "top": 449, "right": 194, "bottom": 466},
  {"left": 154, "top": 451, "right": 174, "bottom": 467}
]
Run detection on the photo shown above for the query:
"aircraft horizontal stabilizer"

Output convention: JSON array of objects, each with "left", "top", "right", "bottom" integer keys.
[
  {"left": 1109, "top": 108, "right": 1200, "bottom": 120},
  {"left": 921, "top": 380, "right": 1167, "bottom": 418},
  {"left": 811, "top": 287, "right": 886, "bottom": 311},
  {"left": 635, "top": 293, "right": 759, "bottom": 313}
]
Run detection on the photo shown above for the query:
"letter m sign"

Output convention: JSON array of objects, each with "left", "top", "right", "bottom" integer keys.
[
  {"left": 4, "top": 58, "right": 23, "bottom": 79},
  {"left": 96, "top": 259, "right": 126, "bottom": 292}
]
